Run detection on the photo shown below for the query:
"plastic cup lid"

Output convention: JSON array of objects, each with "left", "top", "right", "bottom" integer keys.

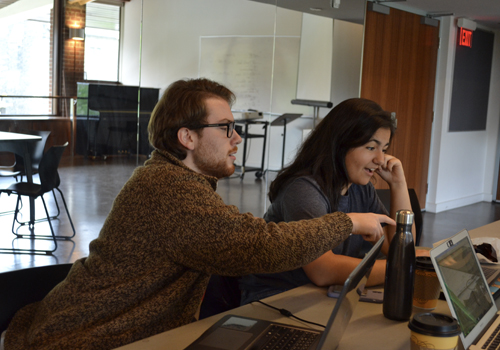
[
  {"left": 416, "top": 256, "right": 435, "bottom": 271},
  {"left": 408, "top": 313, "right": 461, "bottom": 337}
]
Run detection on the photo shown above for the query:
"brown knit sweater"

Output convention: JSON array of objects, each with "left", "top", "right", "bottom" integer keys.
[{"left": 5, "top": 150, "right": 352, "bottom": 350}]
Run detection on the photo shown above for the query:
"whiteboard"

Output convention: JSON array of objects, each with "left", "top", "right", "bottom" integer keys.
[
  {"left": 199, "top": 36, "right": 301, "bottom": 113},
  {"left": 296, "top": 13, "right": 333, "bottom": 101}
]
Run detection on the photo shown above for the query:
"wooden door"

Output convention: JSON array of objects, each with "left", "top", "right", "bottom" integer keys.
[{"left": 361, "top": 6, "right": 439, "bottom": 208}]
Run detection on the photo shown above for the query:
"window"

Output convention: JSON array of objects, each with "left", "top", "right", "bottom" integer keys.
[
  {"left": 84, "top": 2, "right": 121, "bottom": 81},
  {"left": 0, "top": 5, "right": 52, "bottom": 115}
]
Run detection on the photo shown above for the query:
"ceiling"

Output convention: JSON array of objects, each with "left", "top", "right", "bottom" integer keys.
[
  {"left": 252, "top": 0, "right": 500, "bottom": 30},
  {"left": 1, "top": 0, "right": 499, "bottom": 30}
]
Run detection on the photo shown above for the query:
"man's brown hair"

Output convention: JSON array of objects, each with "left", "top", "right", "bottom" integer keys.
[{"left": 148, "top": 78, "right": 235, "bottom": 159}]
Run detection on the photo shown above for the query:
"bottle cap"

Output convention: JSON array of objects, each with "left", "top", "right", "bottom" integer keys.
[{"left": 396, "top": 209, "right": 414, "bottom": 225}]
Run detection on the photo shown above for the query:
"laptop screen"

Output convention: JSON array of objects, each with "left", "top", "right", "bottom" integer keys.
[
  {"left": 434, "top": 236, "right": 492, "bottom": 336},
  {"left": 431, "top": 229, "right": 498, "bottom": 349}
]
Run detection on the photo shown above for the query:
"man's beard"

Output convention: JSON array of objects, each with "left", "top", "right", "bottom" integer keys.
[{"left": 193, "top": 148, "right": 236, "bottom": 179}]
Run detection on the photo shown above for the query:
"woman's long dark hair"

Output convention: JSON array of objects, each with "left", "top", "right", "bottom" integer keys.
[{"left": 268, "top": 98, "right": 395, "bottom": 211}]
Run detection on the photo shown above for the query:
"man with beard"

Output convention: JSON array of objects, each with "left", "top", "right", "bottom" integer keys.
[{"left": 3, "top": 78, "right": 394, "bottom": 350}]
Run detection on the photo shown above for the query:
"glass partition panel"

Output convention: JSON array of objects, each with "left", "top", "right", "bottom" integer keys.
[
  {"left": 0, "top": 0, "right": 366, "bottom": 200},
  {"left": 266, "top": 0, "right": 366, "bottom": 211},
  {"left": 270, "top": 4, "right": 325, "bottom": 174},
  {"left": 134, "top": 0, "right": 366, "bottom": 213},
  {"left": 138, "top": 0, "right": 279, "bottom": 212},
  {"left": 138, "top": 0, "right": 278, "bottom": 103},
  {"left": 137, "top": 0, "right": 280, "bottom": 119}
]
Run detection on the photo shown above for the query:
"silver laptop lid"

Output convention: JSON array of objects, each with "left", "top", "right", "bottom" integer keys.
[
  {"left": 430, "top": 229, "right": 498, "bottom": 350},
  {"left": 316, "top": 235, "right": 385, "bottom": 350},
  {"left": 185, "top": 235, "right": 385, "bottom": 350}
]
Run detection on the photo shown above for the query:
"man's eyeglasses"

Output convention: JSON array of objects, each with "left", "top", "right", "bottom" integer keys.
[{"left": 191, "top": 121, "right": 236, "bottom": 138}]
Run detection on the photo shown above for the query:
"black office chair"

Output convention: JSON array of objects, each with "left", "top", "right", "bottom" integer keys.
[
  {"left": 0, "top": 142, "right": 75, "bottom": 254},
  {"left": 15, "top": 130, "right": 65, "bottom": 219},
  {"left": 0, "top": 263, "right": 73, "bottom": 333},
  {"left": 14, "top": 130, "right": 52, "bottom": 180},
  {"left": 376, "top": 188, "right": 423, "bottom": 246},
  {"left": 0, "top": 154, "right": 22, "bottom": 181},
  {"left": 199, "top": 275, "right": 242, "bottom": 320},
  {"left": 0, "top": 130, "right": 51, "bottom": 217},
  {"left": 0, "top": 155, "right": 22, "bottom": 217}
]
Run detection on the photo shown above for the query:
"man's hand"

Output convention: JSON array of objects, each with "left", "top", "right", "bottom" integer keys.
[{"left": 347, "top": 212, "right": 396, "bottom": 243}]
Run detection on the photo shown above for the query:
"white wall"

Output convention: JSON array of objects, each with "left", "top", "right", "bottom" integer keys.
[
  {"left": 122, "top": 0, "right": 287, "bottom": 90},
  {"left": 120, "top": 1, "right": 363, "bottom": 172},
  {"left": 121, "top": 0, "right": 294, "bottom": 170},
  {"left": 330, "top": 20, "right": 363, "bottom": 108},
  {"left": 426, "top": 17, "right": 500, "bottom": 212},
  {"left": 296, "top": 13, "right": 333, "bottom": 102},
  {"left": 268, "top": 18, "right": 363, "bottom": 170},
  {"left": 249, "top": 18, "right": 363, "bottom": 170}
]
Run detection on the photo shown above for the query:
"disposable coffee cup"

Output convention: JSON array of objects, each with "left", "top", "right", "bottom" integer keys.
[
  {"left": 408, "top": 313, "right": 461, "bottom": 350},
  {"left": 413, "top": 256, "right": 441, "bottom": 309}
]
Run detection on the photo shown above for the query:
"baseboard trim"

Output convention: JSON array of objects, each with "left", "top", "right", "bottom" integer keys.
[{"left": 426, "top": 193, "right": 493, "bottom": 213}]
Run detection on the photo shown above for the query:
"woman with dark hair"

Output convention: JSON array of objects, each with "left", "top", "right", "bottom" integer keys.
[{"left": 239, "top": 98, "right": 415, "bottom": 304}]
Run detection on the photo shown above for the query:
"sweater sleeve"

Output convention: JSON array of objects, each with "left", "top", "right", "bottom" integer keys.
[{"left": 160, "top": 178, "right": 352, "bottom": 276}]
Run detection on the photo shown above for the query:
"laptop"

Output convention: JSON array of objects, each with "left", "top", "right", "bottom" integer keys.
[
  {"left": 433, "top": 236, "right": 500, "bottom": 292},
  {"left": 430, "top": 229, "right": 500, "bottom": 350},
  {"left": 480, "top": 264, "right": 500, "bottom": 290},
  {"left": 185, "top": 235, "right": 385, "bottom": 350},
  {"left": 472, "top": 239, "right": 500, "bottom": 288}
]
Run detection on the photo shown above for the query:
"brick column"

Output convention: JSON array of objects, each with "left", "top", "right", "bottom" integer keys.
[{"left": 62, "top": 1, "right": 86, "bottom": 116}]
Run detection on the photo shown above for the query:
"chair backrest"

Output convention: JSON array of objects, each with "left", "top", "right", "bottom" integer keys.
[
  {"left": 38, "top": 142, "right": 68, "bottom": 194},
  {"left": 408, "top": 188, "right": 423, "bottom": 246},
  {"left": 14, "top": 130, "right": 51, "bottom": 172},
  {"left": 375, "top": 188, "right": 423, "bottom": 246},
  {"left": 0, "top": 263, "right": 73, "bottom": 333}
]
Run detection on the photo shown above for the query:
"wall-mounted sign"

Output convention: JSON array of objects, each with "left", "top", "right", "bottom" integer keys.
[{"left": 459, "top": 27, "right": 473, "bottom": 48}]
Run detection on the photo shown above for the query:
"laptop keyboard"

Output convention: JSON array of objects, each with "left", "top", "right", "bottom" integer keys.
[
  {"left": 483, "top": 324, "right": 500, "bottom": 349},
  {"left": 483, "top": 266, "right": 498, "bottom": 281},
  {"left": 251, "top": 324, "right": 320, "bottom": 350}
]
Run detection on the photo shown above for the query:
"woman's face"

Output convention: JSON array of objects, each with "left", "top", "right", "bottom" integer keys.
[{"left": 344, "top": 127, "right": 391, "bottom": 191}]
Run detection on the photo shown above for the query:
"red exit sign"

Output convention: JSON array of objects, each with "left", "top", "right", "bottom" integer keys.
[{"left": 459, "top": 27, "right": 473, "bottom": 48}]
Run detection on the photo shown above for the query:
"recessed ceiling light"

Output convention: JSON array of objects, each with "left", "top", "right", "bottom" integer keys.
[{"left": 309, "top": 7, "right": 323, "bottom": 11}]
